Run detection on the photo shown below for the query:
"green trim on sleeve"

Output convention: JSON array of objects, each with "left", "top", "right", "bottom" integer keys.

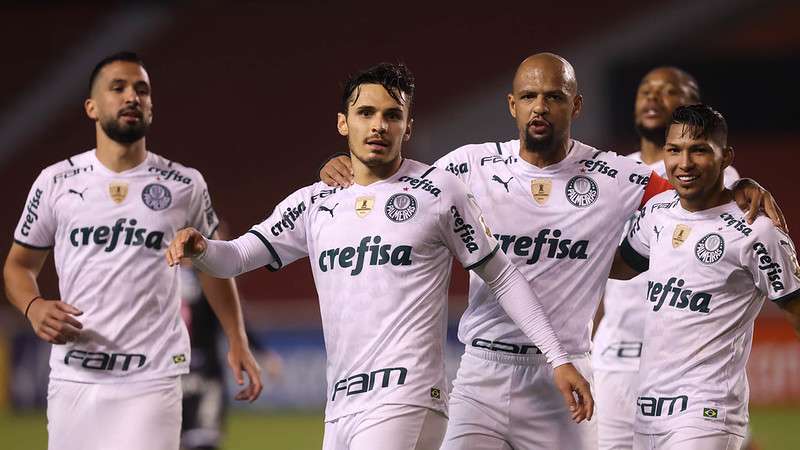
[
  {"left": 465, "top": 244, "right": 500, "bottom": 271},
  {"left": 247, "top": 229, "right": 283, "bottom": 272},
  {"left": 620, "top": 238, "right": 650, "bottom": 272}
]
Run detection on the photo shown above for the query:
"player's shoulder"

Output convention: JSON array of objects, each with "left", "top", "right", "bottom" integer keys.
[
  {"left": 641, "top": 191, "right": 680, "bottom": 216},
  {"left": 401, "top": 159, "right": 466, "bottom": 197},
  {"left": 574, "top": 140, "right": 648, "bottom": 173},
  {"left": 145, "top": 151, "right": 206, "bottom": 187},
  {"left": 740, "top": 213, "right": 785, "bottom": 244},
  {"left": 38, "top": 149, "right": 95, "bottom": 185},
  {"left": 437, "top": 140, "right": 518, "bottom": 173}
]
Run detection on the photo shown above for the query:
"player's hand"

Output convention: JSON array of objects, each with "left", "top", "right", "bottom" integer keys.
[
  {"left": 227, "top": 339, "right": 264, "bottom": 403},
  {"left": 166, "top": 227, "right": 207, "bottom": 267},
  {"left": 732, "top": 179, "right": 787, "bottom": 231},
  {"left": 27, "top": 298, "right": 83, "bottom": 345},
  {"left": 553, "top": 363, "right": 594, "bottom": 423},
  {"left": 320, "top": 155, "right": 354, "bottom": 188}
]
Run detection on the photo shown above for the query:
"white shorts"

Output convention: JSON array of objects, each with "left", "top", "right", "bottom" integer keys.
[
  {"left": 443, "top": 346, "right": 597, "bottom": 450},
  {"left": 595, "top": 369, "right": 638, "bottom": 450},
  {"left": 47, "top": 376, "right": 182, "bottom": 450},
  {"left": 633, "top": 426, "right": 744, "bottom": 450},
  {"left": 322, "top": 403, "right": 447, "bottom": 450}
]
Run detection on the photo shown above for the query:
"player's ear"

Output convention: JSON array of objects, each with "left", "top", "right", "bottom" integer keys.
[
  {"left": 722, "top": 145, "right": 734, "bottom": 169},
  {"left": 84, "top": 98, "right": 98, "bottom": 120},
  {"left": 507, "top": 93, "right": 517, "bottom": 119},
  {"left": 337, "top": 112, "right": 348, "bottom": 137},
  {"left": 403, "top": 117, "right": 413, "bottom": 142},
  {"left": 572, "top": 94, "right": 583, "bottom": 119}
]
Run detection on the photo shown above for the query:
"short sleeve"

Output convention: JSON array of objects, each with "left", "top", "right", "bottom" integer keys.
[
  {"left": 722, "top": 165, "right": 740, "bottom": 188},
  {"left": 436, "top": 174, "right": 499, "bottom": 270},
  {"left": 13, "top": 171, "right": 57, "bottom": 249},
  {"left": 746, "top": 226, "right": 800, "bottom": 306},
  {"left": 620, "top": 202, "right": 656, "bottom": 272},
  {"left": 248, "top": 185, "right": 313, "bottom": 271},
  {"left": 433, "top": 146, "right": 471, "bottom": 183},
  {"left": 612, "top": 155, "right": 656, "bottom": 216},
  {"left": 187, "top": 172, "right": 220, "bottom": 238}
]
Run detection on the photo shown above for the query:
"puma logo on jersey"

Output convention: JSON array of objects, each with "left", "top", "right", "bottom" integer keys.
[
  {"left": 491, "top": 175, "right": 513, "bottom": 192},
  {"left": 20, "top": 188, "right": 43, "bottom": 237},
  {"left": 450, "top": 206, "right": 479, "bottom": 253},
  {"left": 68, "top": 188, "right": 87, "bottom": 200},
  {"left": 270, "top": 202, "right": 307, "bottom": 237},
  {"left": 148, "top": 166, "right": 192, "bottom": 184},
  {"left": 398, "top": 176, "right": 441, "bottom": 197},
  {"left": 318, "top": 235, "right": 412, "bottom": 276},
  {"left": 753, "top": 242, "right": 785, "bottom": 292},
  {"left": 646, "top": 277, "right": 711, "bottom": 313},
  {"left": 495, "top": 229, "right": 589, "bottom": 264},
  {"left": 332, "top": 366, "right": 407, "bottom": 401},
  {"left": 638, "top": 395, "right": 688, "bottom": 417},
  {"left": 69, "top": 218, "right": 164, "bottom": 252},
  {"left": 445, "top": 161, "right": 469, "bottom": 176},
  {"left": 318, "top": 203, "right": 338, "bottom": 218},
  {"left": 719, "top": 212, "right": 752, "bottom": 236},
  {"left": 578, "top": 158, "right": 618, "bottom": 178}
]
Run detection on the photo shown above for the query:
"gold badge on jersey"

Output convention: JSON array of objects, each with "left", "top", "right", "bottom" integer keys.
[
  {"left": 479, "top": 215, "right": 493, "bottom": 237},
  {"left": 530, "top": 178, "right": 552, "bottom": 205},
  {"left": 672, "top": 224, "right": 691, "bottom": 248},
  {"left": 355, "top": 196, "right": 374, "bottom": 218},
  {"left": 108, "top": 182, "right": 129, "bottom": 204}
]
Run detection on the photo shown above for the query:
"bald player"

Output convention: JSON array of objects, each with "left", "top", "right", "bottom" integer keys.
[{"left": 319, "top": 54, "right": 780, "bottom": 449}]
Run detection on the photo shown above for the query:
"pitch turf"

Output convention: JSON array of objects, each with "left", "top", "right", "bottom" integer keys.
[{"left": 1, "top": 407, "right": 798, "bottom": 449}]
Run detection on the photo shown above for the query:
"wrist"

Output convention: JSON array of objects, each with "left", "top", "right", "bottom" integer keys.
[{"left": 24, "top": 295, "right": 42, "bottom": 319}]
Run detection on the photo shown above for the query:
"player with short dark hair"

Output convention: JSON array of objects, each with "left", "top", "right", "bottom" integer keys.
[{"left": 3, "top": 51, "right": 262, "bottom": 450}]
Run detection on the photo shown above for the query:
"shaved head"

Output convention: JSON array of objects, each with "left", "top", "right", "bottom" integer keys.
[{"left": 513, "top": 53, "right": 578, "bottom": 96}]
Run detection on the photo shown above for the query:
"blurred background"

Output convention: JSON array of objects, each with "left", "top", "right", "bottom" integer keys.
[{"left": 1, "top": 0, "right": 798, "bottom": 448}]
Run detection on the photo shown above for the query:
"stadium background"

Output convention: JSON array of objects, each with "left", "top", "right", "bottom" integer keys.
[{"left": 0, "top": 1, "right": 798, "bottom": 448}]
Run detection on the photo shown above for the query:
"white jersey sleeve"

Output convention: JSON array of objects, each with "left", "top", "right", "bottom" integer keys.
[
  {"left": 603, "top": 151, "right": 659, "bottom": 217},
  {"left": 248, "top": 184, "right": 314, "bottom": 271},
  {"left": 745, "top": 226, "right": 800, "bottom": 306},
  {"left": 433, "top": 145, "right": 473, "bottom": 184},
  {"left": 435, "top": 172, "right": 499, "bottom": 270},
  {"left": 186, "top": 172, "right": 220, "bottom": 238},
  {"left": 619, "top": 193, "right": 672, "bottom": 271},
  {"left": 14, "top": 169, "right": 57, "bottom": 249}
]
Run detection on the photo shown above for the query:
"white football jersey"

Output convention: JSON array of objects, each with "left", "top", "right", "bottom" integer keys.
[
  {"left": 249, "top": 159, "right": 498, "bottom": 421},
  {"left": 623, "top": 191, "right": 800, "bottom": 436},
  {"left": 594, "top": 153, "right": 740, "bottom": 372},
  {"left": 14, "top": 149, "right": 219, "bottom": 383},
  {"left": 435, "top": 140, "right": 657, "bottom": 355}
]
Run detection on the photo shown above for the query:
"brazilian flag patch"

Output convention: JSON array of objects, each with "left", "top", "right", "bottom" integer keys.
[
  {"left": 430, "top": 388, "right": 441, "bottom": 400},
  {"left": 703, "top": 407, "right": 719, "bottom": 419},
  {"left": 172, "top": 354, "right": 187, "bottom": 364}
]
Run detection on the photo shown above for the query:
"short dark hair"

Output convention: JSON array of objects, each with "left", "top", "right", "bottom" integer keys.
[
  {"left": 670, "top": 104, "right": 728, "bottom": 148},
  {"left": 341, "top": 63, "right": 415, "bottom": 114},
  {"left": 89, "top": 51, "right": 146, "bottom": 94}
]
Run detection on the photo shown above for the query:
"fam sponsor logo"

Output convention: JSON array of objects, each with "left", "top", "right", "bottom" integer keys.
[
  {"left": 472, "top": 338, "right": 541, "bottom": 355},
  {"left": 695, "top": 233, "right": 725, "bottom": 264},
  {"left": 646, "top": 277, "right": 711, "bottom": 313},
  {"left": 398, "top": 176, "right": 441, "bottom": 197},
  {"left": 148, "top": 166, "right": 192, "bottom": 184},
  {"left": 318, "top": 235, "right": 412, "bottom": 276},
  {"left": 332, "top": 367, "right": 407, "bottom": 401},
  {"left": 444, "top": 161, "right": 468, "bottom": 176},
  {"left": 270, "top": 201, "right": 306, "bottom": 237},
  {"left": 565, "top": 175, "right": 599, "bottom": 207},
  {"left": 53, "top": 165, "right": 93, "bottom": 183},
  {"left": 638, "top": 395, "right": 688, "bottom": 417},
  {"left": 578, "top": 159, "right": 618, "bottom": 178},
  {"left": 69, "top": 218, "right": 164, "bottom": 252},
  {"left": 495, "top": 229, "right": 588, "bottom": 264},
  {"left": 479, "top": 155, "right": 517, "bottom": 166},
  {"left": 64, "top": 349, "right": 146, "bottom": 371},
  {"left": 20, "top": 188, "right": 43, "bottom": 237},
  {"left": 719, "top": 213, "right": 752, "bottom": 236},
  {"left": 753, "top": 242, "right": 786, "bottom": 292},
  {"left": 450, "top": 205, "right": 478, "bottom": 253},
  {"left": 310, "top": 188, "right": 339, "bottom": 204}
]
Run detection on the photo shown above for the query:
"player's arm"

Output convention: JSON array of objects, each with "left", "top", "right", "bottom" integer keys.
[
  {"left": 3, "top": 244, "right": 83, "bottom": 344},
  {"left": 609, "top": 204, "right": 651, "bottom": 280},
  {"left": 749, "top": 226, "right": 800, "bottom": 339},
  {"left": 319, "top": 152, "right": 353, "bottom": 188},
  {"left": 471, "top": 251, "right": 594, "bottom": 423}
]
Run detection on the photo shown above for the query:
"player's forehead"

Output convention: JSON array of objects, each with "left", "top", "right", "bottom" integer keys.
[
  {"left": 639, "top": 69, "right": 684, "bottom": 91},
  {"left": 513, "top": 63, "right": 572, "bottom": 95},
  {"left": 97, "top": 61, "right": 150, "bottom": 86},
  {"left": 665, "top": 124, "right": 717, "bottom": 148},
  {"left": 349, "top": 83, "right": 408, "bottom": 110}
]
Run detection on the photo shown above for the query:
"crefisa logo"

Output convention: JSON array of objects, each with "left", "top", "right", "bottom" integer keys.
[
  {"left": 565, "top": 175, "right": 598, "bottom": 207},
  {"left": 695, "top": 233, "right": 725, "bottom": 264},
  {"left": 385, "top": 193, "right": 417, "bottom": 223}
]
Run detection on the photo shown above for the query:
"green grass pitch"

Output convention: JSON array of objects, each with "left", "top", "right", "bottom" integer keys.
[{"left": 1, "top": 407, "right": 798, "bottom": 449}]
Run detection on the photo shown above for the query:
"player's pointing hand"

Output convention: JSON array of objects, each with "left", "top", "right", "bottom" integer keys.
[
  {"left": 166, "top": 227, "right": 207, "bottom": 266},
  {"left": 553, "top": 363, "right": 594, "bottom": 423}
]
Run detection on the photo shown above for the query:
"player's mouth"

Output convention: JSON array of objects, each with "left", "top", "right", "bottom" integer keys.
[
  {"left": 118, "top": 109, "right": 143, "bottom": 122},
  {"left": 674, "top": 173, "right": 701, "bottom": 187},
  {"left": 639, "top": 104, "right": 665, "bottom": 120},
  {"left": 365, "top": 137, "right": 390, "bottom": 151},
  {"left": 528, "top": 118, "right": 551, "bottom": 134}
]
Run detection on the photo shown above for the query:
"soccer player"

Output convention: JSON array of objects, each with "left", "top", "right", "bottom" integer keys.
[
  {"left": 318, "top": 54, "right": 782, "bottom": 449},
  {"left": 2, "top": 52, "right": 262, "bottom": 450},
  {"left": 592, "top": 67, "right": 742, "bottom": 450},
  {"left": 610, "top": 104, "right": 800, "bottom": 450},
  {"left": 166, "top": 62, "right": 594, "bottom": 450}
]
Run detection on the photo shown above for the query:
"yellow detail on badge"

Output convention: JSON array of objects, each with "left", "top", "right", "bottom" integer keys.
[
  {"left": 172, "top": 354, "right": 186, "bottom": 364},
  {"left": 530, "top": 178, "right": 552, "bottom": 205},
  {"left": 672, "top": 224, "right": 691, "bottom": 248},
  {"left": 430, "top": 387, "right": 441, "bottom": 400},
  {"left": 108, "top": 182, "right": 128, "bottom": 203},
  {"left": 355, "top": 196, "right": 374, "bottom": 218}
]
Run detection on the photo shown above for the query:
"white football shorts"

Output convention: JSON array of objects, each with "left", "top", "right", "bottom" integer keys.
[
  {"left": 322, "top": 403, "right": 447, "bottom": 450},
  {"left": 595, "top": 369, "right": 638, "bottom": 450},
  {"left": 634, "top": 426, "right": 744, "bottom": 450}
]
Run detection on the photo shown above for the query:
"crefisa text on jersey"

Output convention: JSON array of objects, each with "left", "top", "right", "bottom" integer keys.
[
  {"left": 646, "top": 277, "right": 711, "bottom": 313},
  {"left": 20, "top": 188, "right": 43, "bottom": 237},
  {"left": 719, "top": 212, "right": 752, "bottom": 236},
  {"left": 69, "top": 218, "right": 164, "bottom": 251},
  {"left": 450, "top": 206, "right": 478, "bottom": 253},
  {"left": 753, "top": 242, "right": 786, "bottom": 292},
  {"left": 148, "top": 166, "right": 192, "bottom": 184},
  {"left": 495, "top": 228, "right": 588, "bottom": 264},
  {"left": 318, "top": 235, "right": 412, "bottom": 276},
  {"left": 398, "top": 176, "right": 441, "bottom": 197}
]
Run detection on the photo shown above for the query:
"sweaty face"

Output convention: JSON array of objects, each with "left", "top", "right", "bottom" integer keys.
[
  {"left": 634, "top": 69, "right": 696, "bottom": 145},
  {"left": 87, "top": 61, "right": 153, "bottom": 143},
  {"left": 337, "top": 83, "right": 411, "bottom": 168},
  {"left": 509, "top": 63, "right": 579, "bottom": 153},
  {"left": 664, "top": 124, "right": 730, "bottom": 206}
]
